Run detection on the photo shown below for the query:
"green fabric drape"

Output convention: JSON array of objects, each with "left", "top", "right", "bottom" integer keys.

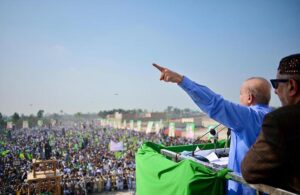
[{"left": 136, "top": 142, "right": 229, "bottom": 195}]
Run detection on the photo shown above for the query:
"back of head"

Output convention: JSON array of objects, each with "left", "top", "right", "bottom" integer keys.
[{"left": 245, "top": 77, "right": 271, "bottom": 105}]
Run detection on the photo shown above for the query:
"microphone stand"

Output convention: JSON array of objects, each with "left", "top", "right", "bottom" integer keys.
[
  {"left": 225, "top": 128, "right": 231, "bottom": 148},
  {"left": 192, "top": 124, "right": 221, "bottom": 156},
  {"left": 222, "top": 128, "right": 231, "bottom": 154},
  {"left": 209, "top": 129, "right": 218, "bottom": 154},
  {"left": 208, "top": 126, "right": 227, "bottom": 157}
]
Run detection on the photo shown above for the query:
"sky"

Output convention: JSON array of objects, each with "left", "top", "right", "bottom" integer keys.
[{"left": 0, "top": 0, "right": 300, "bottom": 116}]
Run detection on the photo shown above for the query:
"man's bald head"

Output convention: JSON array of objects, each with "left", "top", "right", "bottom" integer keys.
[
  {"left": 245, "top": 77, "right": 271, "bottom": 105},
  {"left": 240, "top": 77, "right": 271, "bottom": 106}
]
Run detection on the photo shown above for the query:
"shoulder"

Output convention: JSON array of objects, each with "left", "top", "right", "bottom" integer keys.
[
  {"left": 265, "top": 103, "right": 300, "bottom": 120},
  {"left": 261, "top": 104, "right": 300, "bottom": 142}
]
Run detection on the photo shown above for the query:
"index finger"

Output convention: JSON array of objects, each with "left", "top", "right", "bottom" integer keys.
[{"left": 152, "top": 63, "right": 165, "bottom": 72}]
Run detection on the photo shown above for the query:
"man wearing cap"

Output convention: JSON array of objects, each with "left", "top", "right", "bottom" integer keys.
[
  {"left": 153, "top": 63, "right": 272, "bottom": 195},
  {"left": 242, "top": 54, "right": 300, "bottom": 193}
]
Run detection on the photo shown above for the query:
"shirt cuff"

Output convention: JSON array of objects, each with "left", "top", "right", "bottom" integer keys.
[{"left": 178, "top": 76, "right": 193, "bottom": 90}]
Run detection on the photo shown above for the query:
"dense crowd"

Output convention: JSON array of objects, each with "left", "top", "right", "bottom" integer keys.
[{"left": 0, "top": 122, "right": 196, "bottom": 194}]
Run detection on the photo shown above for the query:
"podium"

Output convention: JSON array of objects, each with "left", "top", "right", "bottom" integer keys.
[
  {"left": 27, "top": 160, "right": 61, "bottom": 195},
  {"left": 136, "top": 141, "right": 297, "bottom": 195},
  {"left": 136, "top": 141, "right": 229, "bottom": 195}
]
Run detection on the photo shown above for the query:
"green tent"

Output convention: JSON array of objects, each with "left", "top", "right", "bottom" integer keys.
[{"left": 136, "top": 142, "right": 230, "bottom": 195}]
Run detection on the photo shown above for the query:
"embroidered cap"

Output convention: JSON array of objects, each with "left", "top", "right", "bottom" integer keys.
[{"left": 278, "top": 54, "right": 300, "bottom": 75}]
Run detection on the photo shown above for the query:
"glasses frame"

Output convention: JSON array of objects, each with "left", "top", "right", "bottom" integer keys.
[{"left": 270, "top": 79, "right": 289, "bottom": 89}]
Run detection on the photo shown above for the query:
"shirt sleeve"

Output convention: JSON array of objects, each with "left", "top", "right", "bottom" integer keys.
[{"left": 178, "top": 76, "right": 259, "bottom": 131}]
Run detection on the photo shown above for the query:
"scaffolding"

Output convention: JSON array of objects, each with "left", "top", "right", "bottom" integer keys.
[{"left": 26, "top": 159, "right": 61, "bottom": 195}]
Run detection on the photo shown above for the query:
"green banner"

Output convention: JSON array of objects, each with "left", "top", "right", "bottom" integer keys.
[
  {"left": 137, "top": 120, "right": 142, "bottom": 131},
  {"left": 185, "top": 123, "right": 195, "bottom": 139},
  {"left": 168, "top": 122, "right": 176, "bottom": 137},
  {"left": 146, "top": 121, "right": 154, "bottom": 133},
  {"left": 136, "top": 142, "right": 229, "bottom": 195},
  {"left": 130, "top": 120, "right": 134, "bottom": 130}
]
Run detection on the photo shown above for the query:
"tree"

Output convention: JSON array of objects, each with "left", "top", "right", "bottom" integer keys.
[
  {"left": 12, "top": 112, "right": 20, "bottom": 123},
  {"left": 37, "top": 110, "right": 44, "bottom": 118},
  {"left": 165, "top": 106, "right": 173, "bottom": 113},
  {"left": 0, "top": 112, "right": 4, "bottom": 129},
  {"left": 75, "top": 112, "right": 82, "bottom": 119}
]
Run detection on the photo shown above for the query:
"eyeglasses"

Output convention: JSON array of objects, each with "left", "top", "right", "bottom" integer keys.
[{"left": 270, "top": 79, "right": 289, "bottom": 89}]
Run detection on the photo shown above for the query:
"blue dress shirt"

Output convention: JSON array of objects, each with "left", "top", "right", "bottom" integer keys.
[{"left": 179, "top": 76, "right": 272, "bottom": 195}]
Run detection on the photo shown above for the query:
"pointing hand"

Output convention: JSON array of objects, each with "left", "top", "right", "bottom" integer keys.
[{"left": 152, "top": 63, "right": 183, "bottom": 84}]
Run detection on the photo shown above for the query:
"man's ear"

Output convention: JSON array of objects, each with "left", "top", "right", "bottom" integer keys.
[
  {"left": 289, "top": 79, "right": 298, "bottom": 96},
  {"left": 247, "top": 93, "right": 253, "bottom": 105}
]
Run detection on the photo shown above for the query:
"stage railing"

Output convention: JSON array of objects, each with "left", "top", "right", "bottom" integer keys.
[{"left": 160, "top": 149, "right": 297, "bottom": 195}]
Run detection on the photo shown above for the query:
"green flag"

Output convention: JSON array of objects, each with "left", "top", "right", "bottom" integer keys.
[
  {"left": 1, "top": 150, "right": 10, "bottom": 157},
  {"left": 27, "top": 153, "right": 33, "bottom": 160},
  {"left": 74, "top": 144, "right": 78, "bottom": 151},
  {"left": 114, "top": 151, "right": 123, "bottom": 159},
  {"left": 19, "top": 152, "right": 25, "bottom": 159}
]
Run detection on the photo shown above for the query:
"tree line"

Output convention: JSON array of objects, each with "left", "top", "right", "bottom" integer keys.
[{"left": 0, "top": 106, "right": 200, "bottom": 129}]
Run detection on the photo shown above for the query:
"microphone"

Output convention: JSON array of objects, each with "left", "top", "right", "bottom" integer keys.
[
  {"left": 212, "top": 127, "right": 230, "bottom": 158},
  {"left": 227, "top": 128, "right": 231, "bottom": 137},
  {"left": 210, "top": 128, "right": 218, "bottom": 153},
  {"left": 192, "top": 123, "right": 221, "bottom": 156},
  {"left": 224, "top": 128, "right": 231, "bottom": 150}
]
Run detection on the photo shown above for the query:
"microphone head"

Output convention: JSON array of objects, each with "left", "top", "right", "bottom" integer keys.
[
  {"left": 227, "top": 128, "right": 231, "bottom": 136},
  {"left": 210, "top": 128, "right": 216, "bottom": 136}
]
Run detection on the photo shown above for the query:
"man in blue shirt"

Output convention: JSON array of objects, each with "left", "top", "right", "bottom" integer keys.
[{"left": 153, "top": 63, "right": 272, "bottom": 195}]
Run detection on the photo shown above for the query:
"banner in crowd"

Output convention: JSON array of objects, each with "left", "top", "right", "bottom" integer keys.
[
  {"left": 7, "top": 122, "right": 13, "bottom": 129},
  {"left": 168, "top": 122, "right": 176, "bottom": 137},
  {"left": 113, "top": 120, "right": 118, "bottom": 128},
  {"left": 185, "top": 123, "right": 195, "bottom": 138},
  {"left": 122, "top": 120, "right": 127, "bottom": 129},
  {"left": 155, "top": 122, "right": 160, "bottom": 134},
  {"left": 130, "top": 120, "right": 134, "bottom": 130},
  {"left": 109, "top": 140, "right": 124, "bottom": 151},
  {"left": 137, "top": 120, "right": 142, "bottom": 131},
  {"left": 37, "top": 120, "right": 43, "bottom": 127},
  {"left": 155, "top": 120, "right": 164, "bottom": 134},
  {"left": 51, "top": 119, "right": 56, "bottom": 126},
  {"left": 22, "top": 121, "right": 29, "bottom": 129},
  {"left": 100, "top": 119, "right": 106, "bottom": 126},
  {"left": 109, "top": 120, "right": 113, "bottom": 127},
  {"left": 117, "top": 120, "right": 122, "bottom": 129},
  {"left": 146, "top": 121, "right": 154, "bottom": 134}
]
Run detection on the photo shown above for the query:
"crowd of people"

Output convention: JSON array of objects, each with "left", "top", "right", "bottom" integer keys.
[
  {"left": 0, "top": 123, "right": 196, "bottom": 194},
  {"left": 1, "top": 54, "right": 299, "bottom": 195}
]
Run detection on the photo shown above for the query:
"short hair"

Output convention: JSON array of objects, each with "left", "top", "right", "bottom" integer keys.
[
  {"left": 246, "top": 77, "right": 271, "bottom": 105},
  {"left": 278, "top": 54, "right": 300, "bottom": 75}
]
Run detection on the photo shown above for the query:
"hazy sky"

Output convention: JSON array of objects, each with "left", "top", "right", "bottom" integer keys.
[{"left": 1, "top": 0, "right": 300, "bottom": 116}]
